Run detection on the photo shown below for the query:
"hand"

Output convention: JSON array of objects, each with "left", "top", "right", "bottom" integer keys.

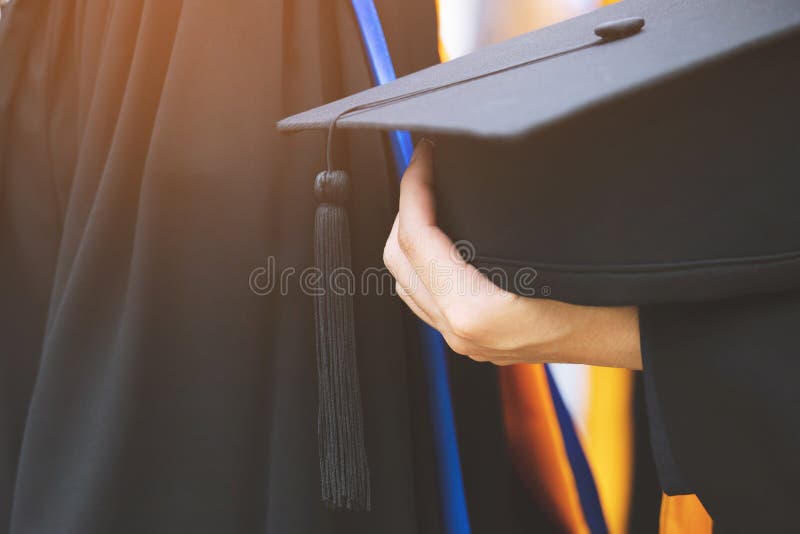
[{"left": 383, "top": 139, "right": 642, "bottom": 369}]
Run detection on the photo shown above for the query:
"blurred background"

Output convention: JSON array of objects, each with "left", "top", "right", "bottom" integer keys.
[{"left": 438, "top": 0, "right": 600, "bottom": 60}]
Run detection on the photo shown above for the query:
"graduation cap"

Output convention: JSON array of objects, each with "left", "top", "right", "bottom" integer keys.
[{"left": 279, "top": 0, "right": 800, "bottom": 510}]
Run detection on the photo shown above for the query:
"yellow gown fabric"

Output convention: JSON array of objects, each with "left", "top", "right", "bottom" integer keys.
[
  {"left": 499, "top": 364, "right": 591, "bottom": 533},
  {"left": 660, "top": 494, "right": 713, "bottom": 534}
]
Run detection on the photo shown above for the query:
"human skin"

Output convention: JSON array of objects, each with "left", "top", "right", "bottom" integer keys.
[{"left": 383, "top": 139, "right": 642, "bottom": 370}]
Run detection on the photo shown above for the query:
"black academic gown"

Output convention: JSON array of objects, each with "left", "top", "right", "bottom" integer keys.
[
  {"left": 0, "top": 1, "right": 443, "bottom": 533},
  {"left": 641, "top": 292, "right": 800, "bottom": 533}
]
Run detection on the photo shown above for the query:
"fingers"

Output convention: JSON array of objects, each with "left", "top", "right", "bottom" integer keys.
[
  {"left": 385, "top": 140, "right": 543, "bottom": 366},
  {"left": 383, "top": 215, "right": 444, "bottom": 327},
  {"left": 399, "top": 138, "right": 437, "bottom": 227},
  {"left": 397, "top": 140, "right": 473, "bottom": 314}
]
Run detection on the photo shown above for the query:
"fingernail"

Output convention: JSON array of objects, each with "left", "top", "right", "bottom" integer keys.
[{"left": 410, "top": 138, "right": 434, "bottom": 164}]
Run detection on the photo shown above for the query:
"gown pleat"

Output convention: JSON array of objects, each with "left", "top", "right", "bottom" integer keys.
[{"left": 0, "top": 1, "right": 441, "bottom": 532}]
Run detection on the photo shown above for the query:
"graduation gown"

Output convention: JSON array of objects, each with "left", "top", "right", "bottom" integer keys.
[
  {"left": 0, "top": 1, "right": 444, "bottom": 532},
  {"left": 641, "top": 291, "right": 800, "bottom": 533}
]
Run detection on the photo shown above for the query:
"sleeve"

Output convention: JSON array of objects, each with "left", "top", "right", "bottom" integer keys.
[{"left": 639, "top": 290, "right": 800, "bottom": 532}]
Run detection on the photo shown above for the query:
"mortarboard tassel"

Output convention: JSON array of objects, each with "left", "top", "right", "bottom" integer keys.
[{"left": 313, "top": 168, "right": 370, "bottom": 511}]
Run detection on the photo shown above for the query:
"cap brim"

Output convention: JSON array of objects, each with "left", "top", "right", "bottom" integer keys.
[{"left": 277, "top": 0, "right": 800, "bottom": 139}]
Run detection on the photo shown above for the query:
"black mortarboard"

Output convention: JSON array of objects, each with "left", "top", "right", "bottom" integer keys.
[
  {"left": 278, "top": 0, "right": 800, "bottom": 509},
  {"left": 281, "top": 0, "right": 800, "bottom": 304}
]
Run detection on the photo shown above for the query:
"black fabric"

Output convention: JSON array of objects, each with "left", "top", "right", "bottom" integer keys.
[
  {"left": 641, "top": 340, "right": 691, "bottom": 494},
  {"left": 627, "top": 373, "right": 662, "bottom": 534},
  {"left": 447, "top": 355, "right": 561, "bottom": 534},
  {"left": 0, "top": 0, "right": 443, "bottom": 532},
  {"left": 640, "top": 291, "right": 800, "bottom": 532}
]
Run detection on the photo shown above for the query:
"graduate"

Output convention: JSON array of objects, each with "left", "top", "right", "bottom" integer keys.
[
  {"left": 2, "top": 1, "right": 612, "bottom": 532},
  {"left": 281, "top": 0, "right": 800, "bottom": 531}
]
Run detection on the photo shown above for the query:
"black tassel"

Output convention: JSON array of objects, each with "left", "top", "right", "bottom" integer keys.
[{"left": 313, "top": 170, "right": 371, "bottom": 511}]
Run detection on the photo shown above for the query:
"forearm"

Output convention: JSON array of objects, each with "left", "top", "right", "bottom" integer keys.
[{"left": 531, "top": 300, "right": 642, "bottom": 370}]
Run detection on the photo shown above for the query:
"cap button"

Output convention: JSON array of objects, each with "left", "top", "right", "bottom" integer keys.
[{"left": 594, "top": 17, "right": 645, "bottom": 41}]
